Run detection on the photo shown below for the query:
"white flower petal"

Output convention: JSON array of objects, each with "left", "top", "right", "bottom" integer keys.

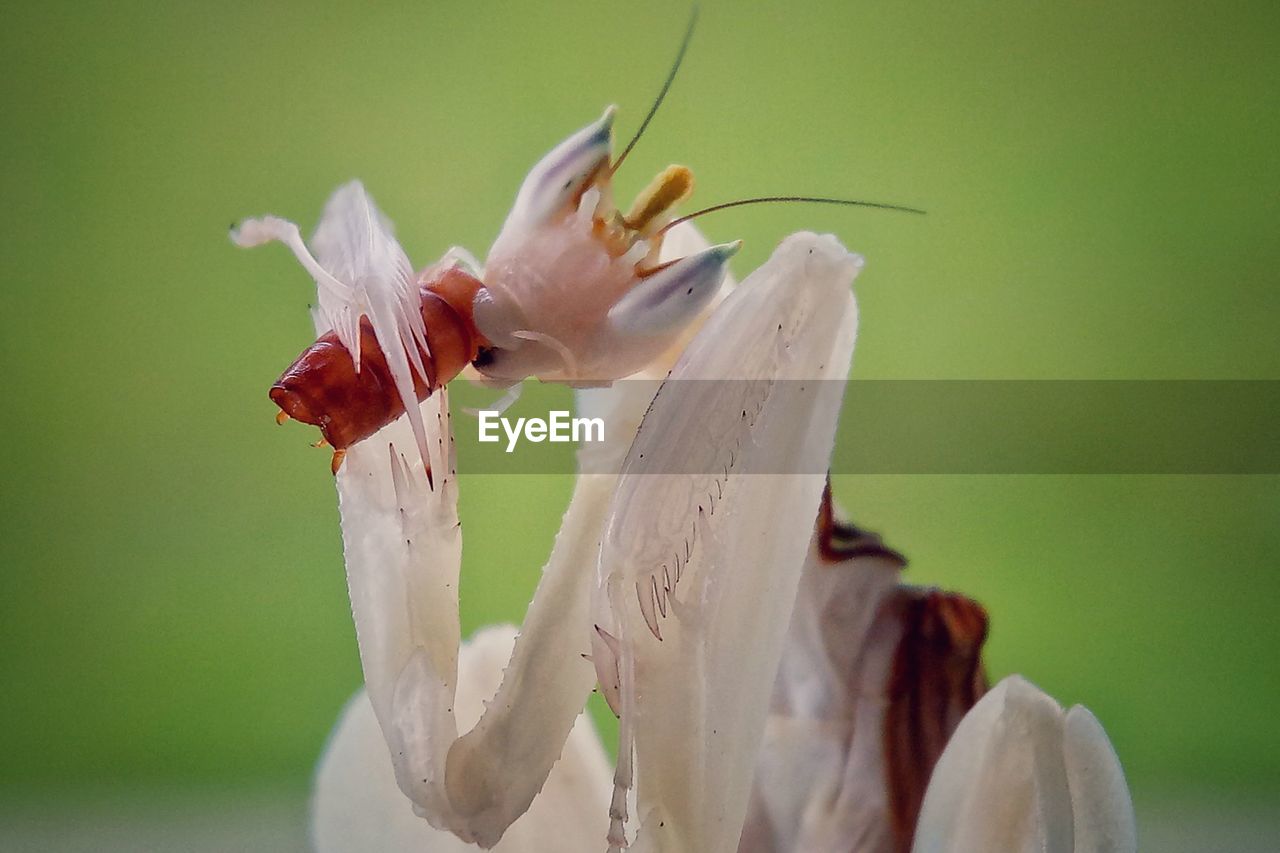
[{"left": 312, "top": 625, "right": 613, "bottom": 853}]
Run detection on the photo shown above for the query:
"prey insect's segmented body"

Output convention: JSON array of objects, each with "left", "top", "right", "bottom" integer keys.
[{"left": 269, "top": 263, "right": 486, "bottom": 471}]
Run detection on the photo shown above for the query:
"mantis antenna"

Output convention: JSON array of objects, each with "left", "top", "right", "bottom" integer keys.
[
  {"left": 660, "top": 195, "right": 927, "bottom": 234},
  {"left": 612, "top": 5, "right": 700, "bottom": 174}
]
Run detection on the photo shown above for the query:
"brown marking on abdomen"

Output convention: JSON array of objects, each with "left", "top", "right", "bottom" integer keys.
[{"left": 883, "top": 589, "right": 989, "bottom": 852}]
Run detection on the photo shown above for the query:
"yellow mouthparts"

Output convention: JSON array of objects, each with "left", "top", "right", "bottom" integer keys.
[{"left": 624, "top": 165, "right": 694, "bottom": 234}]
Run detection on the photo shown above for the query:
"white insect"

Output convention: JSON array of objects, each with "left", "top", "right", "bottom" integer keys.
[
  {"left": 237, "top": 105, "right": 1136, "bottom": 853},
  {"left": 296, "top": 222, "right": 860, "bottom": 852},
  {"left": 228, "top": 14, "right": 981, "bottom": 853}
]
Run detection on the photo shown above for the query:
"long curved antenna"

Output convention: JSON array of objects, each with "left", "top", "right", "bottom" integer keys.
[
  {"left": 612, "top": 5, "right": 700, "bottom": 174},
  {"left": 660, "top": 195, "right": 927, "bottom": 234}
]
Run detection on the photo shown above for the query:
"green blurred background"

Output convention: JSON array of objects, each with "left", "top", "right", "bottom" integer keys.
[{"left": 3, "top": 0, "right": 1277, "bottom": 849}]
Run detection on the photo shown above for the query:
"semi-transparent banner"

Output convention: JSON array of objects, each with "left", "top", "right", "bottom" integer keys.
[{"left": 449, "top": 380, "right": 1279, "bottom": 474}]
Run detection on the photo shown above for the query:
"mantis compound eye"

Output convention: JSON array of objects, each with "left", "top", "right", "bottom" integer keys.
[
  {"left": 504, "top": 106, "right": 616, "bottom": 229},
  {"left": 608, "top": 240, "right": 741, "bottom": 336}
]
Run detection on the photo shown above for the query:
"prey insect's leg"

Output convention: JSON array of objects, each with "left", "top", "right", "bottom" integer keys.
[
  {"left": 438, "top": 244, "right": 483, "bottom": 277},
  {"left": 460, "top": 381, "right": 524, "bottom": 418}
]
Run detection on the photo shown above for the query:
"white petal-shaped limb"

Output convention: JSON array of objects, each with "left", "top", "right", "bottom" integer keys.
[
  {"left": 313, "top": 625, "right": 613, "bottom": 853},
  {"left": 911, "top": 675, "right": 1136, "bottom": 853},
  {"left": 591, "top": 232, "right": 863, "bottom": 853},
  {"left": 336, "top": 386, "right": 606, "bottom": 848}
]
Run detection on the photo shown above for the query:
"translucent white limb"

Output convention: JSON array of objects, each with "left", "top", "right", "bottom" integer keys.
[
  {"left": 591, "top": 233, "right": 863, "bottom": 853},
  {"left": 312, "top": 626, "right": 613, "bottom": 853},
  {"left": 461, "top": 381, "right": 525, "bottom": 418},
  {"left": 336, "top": 388, "right": 461, "bottom": 822},
  {"left": 911, "top": 676, "right": 1136, "bottom": 853},
  {"left": 336, "top": 384, "right": 607, "bottom": 847},
  {"left": 512, "top": 329, "right": 581, "bottom": 376},
  {"left": 439, "top": 244, "right": 484, "bottom": 277},
  {"left": 229, "top": 215, "right": 352, "bottom": 302},
  {"left": 438, "top": 226, "right": 736, "bottom": 844}
]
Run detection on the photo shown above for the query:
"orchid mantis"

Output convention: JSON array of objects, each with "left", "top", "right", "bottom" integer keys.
[
  {"left": 232, "top": 106, "right": 876, "bottom": 848},
  {"left": 239, "top": 167, "right": 868, "bottom": 847},
  {"left": 234, "top": 18, "right": 1134, "bottom": 853}
]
